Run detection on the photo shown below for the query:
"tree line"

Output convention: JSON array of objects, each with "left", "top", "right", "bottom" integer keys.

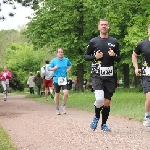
[{"left": 1, "top": 0, "right": 150, "bottom": 91}]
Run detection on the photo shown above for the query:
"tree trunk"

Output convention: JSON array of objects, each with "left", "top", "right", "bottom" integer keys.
[
  {"left": 74, "top": 2, "right": 84, "bottom": 92},
  {"left": 114, "top": 72, "right": 117, "bottom": 88},
  {"left": 76, "top": 63, "right": 84, "bottom": 92},
  {"left": 123, "top": 63, "right": 129, "bottom": 88},
  {"left": 134, "top": 74, "right": 141, "bottom": 89},
  {"left": 134, "top": 74, "right": 138, "bottom": 88}
]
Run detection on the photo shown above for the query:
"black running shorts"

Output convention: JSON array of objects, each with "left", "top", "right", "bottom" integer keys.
[
  {"left": 91, "top": 74, "right": 116, "bottom": 100},
  {"left": 141, "top": 77, "right": 150, "bottom": 93},
  {"left": 54, "top": 83, "right": 69, "bottom": 93}
]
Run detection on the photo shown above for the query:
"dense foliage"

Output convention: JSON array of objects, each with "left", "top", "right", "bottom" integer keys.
[
  {"left": 1, "top": 0, "right": 150, "bottom": 91},
  {"left": 24, "top": 0, "right": 150, "bottom": 89},
  {"left": 0, "top": 30, "right": 54, "bottom": 91}
]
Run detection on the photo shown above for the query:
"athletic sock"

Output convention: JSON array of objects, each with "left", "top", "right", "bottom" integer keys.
[
  {"left": 102, "top": 106, "right": 110, "bottom": 124},
  {"left": 95, "top": 106, "right": 103, "bottom": 118}
]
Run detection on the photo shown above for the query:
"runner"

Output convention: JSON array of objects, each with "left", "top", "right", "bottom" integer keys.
[{"left": 0, "top": 66, "right": 12, "bottom": 101}]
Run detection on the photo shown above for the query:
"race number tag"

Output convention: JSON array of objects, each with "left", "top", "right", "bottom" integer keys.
[
  {"left": 100, "top": 66, "right": 113, "bottom": 76},
  {"left": 141, "top": 67, "right": 150, "bottom": 76},
  {"left": 58, "top": 77, "right": 67, "bottom": 85}
]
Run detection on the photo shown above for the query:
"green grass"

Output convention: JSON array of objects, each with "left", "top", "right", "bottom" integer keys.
[
  {"left": 0, "top": 127, "right": 17, "bottom": 150},
  {"left": 27, "top": 88, "right": 146, "bottom": 122},
  {"left": 111, "top": 88, "right": 145, "bottom": 122}
]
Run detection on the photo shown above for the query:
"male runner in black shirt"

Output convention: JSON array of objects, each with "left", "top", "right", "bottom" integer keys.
[
  {"left": 84, "top": 18, "right": 121, "bottom": 131},
  {"left": 132, "top": 24, "right": 150, "bottom": 128}
]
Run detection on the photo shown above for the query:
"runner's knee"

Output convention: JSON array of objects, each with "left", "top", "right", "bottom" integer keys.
[{"left": 94, "top": 90, "right": 104, "bottom": 108}]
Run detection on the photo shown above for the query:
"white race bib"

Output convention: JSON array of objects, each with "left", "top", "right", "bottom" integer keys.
[
  {"left": 142, "top": 67, "right": 150, "bottom": 76},
  {"left": 58, "top": 77, "right": 67, "bottom": 85},
  {"left": 100, "top": 66, "right": 113, "bottom": 76}
]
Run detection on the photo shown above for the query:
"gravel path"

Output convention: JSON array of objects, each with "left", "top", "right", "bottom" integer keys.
[{"left": 0, "top": 95, "right": 150, "bottom": 150}]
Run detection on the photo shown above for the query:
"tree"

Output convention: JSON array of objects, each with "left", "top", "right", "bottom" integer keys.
[
  {"left": 4, "top": 42, "right": 52, "bottom": 87},
  {"left": 9, "top": 70, "right": 24, "bottom": 91},
  {"left": 118, "top": 0, "right": 150, "bottom": 87},
  {"left": 0, "top": 29, "right": 28, "bottom": 67},
  {"left": 25, "top": 0, "right": 150, "bottom": 90},
  {"left": 24, "top": 0, "right": 110, "bottom": 91}
]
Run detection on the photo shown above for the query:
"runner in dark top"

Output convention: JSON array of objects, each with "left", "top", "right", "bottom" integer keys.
[
  {"left": 132, "top": 24, "right": 150, "bottom": 128},
  {"left": 84, "top": 18, "right": 121, "bottom": 131}
]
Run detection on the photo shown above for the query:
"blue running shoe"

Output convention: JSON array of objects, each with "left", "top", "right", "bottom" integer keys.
[
  {"left": 101, "top": 124, "right": 111, "bottom": 132},
  {"left": 90, "top": 116, "right": 99, "bottom": 130}
]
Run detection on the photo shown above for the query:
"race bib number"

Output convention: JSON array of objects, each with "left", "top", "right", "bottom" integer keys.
[
  {"left": 58, "top": 77, "right": 67, "bottom": 85},
  {"left": 100, "top": 66, "right": 113, "bottom": 76},
  {"left": 141, "top": 67, "right": 150, "bottom": 76}
]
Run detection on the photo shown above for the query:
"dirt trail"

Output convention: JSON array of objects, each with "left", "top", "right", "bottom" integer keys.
[{"left": 0, "top": 95, "right": 150, "bottom": 150}]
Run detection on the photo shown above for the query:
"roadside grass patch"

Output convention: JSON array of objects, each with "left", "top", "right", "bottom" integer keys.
[{"left": 0, "top": 126, "right": 17, "bottom": 150}]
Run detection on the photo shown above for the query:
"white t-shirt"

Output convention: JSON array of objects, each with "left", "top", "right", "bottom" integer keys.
[{"left": 41, "top": 64, "right": 54, "bottom": 80}]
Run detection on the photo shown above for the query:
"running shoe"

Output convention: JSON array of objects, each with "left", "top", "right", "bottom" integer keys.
[
  {"left": 4, "top": 98, "right": 7, "bottom": 101},
  {"left": 56, "top": 109, "right": 60, "bottom": 115},
  {"left": 101, "top": 124, "right": 111, "bottom": 132},
  {"left": 143, "top": 116, "right": 150, "bottom": 127},
  {"left": 61, "top": 105, "right": 66, "bottom": 114},
  {"left": 90, "top": 116, "right": 99, "bottom": 130}
]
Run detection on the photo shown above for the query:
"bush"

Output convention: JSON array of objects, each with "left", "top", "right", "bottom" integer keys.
[{"left": 9, "top": 71, "right": 24, "bottom": 91}]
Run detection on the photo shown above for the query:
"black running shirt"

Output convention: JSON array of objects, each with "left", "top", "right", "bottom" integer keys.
[
  {"left": 134, "top": 39, "right": 150, "bottom": 66},
  {"left": 134, "top": 39, "right": 150, "bottom": 76},
  {"left": 84, "top": 36, "right": 121, "bottom": 75}
]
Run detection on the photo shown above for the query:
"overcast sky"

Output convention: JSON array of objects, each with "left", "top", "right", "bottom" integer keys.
[{"left": 0, "top": 1, "right": 34, "bottom": 30}]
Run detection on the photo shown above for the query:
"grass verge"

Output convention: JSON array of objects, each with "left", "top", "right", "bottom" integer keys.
[{"left": 0, "top": 126, "right": 17, "bottom": 150}]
